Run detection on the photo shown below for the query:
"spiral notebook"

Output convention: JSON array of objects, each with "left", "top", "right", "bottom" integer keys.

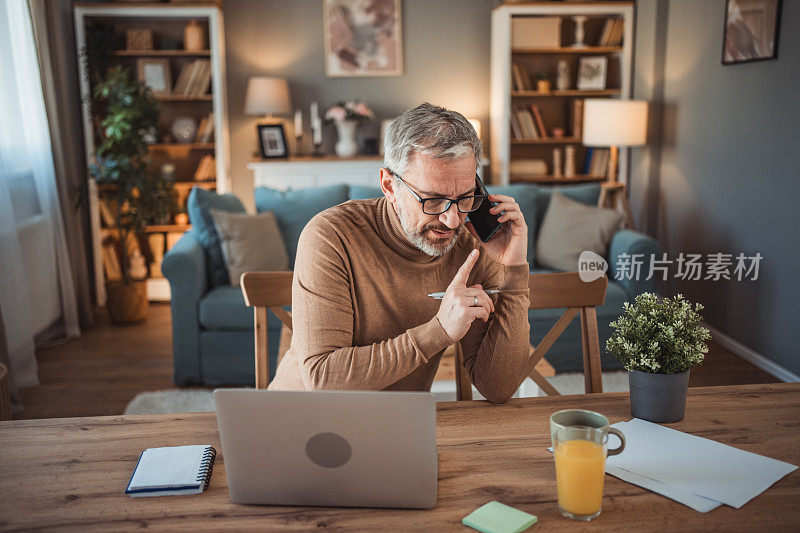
[{"left": 125, "top": 445, "right": 216, "bottom": 497}]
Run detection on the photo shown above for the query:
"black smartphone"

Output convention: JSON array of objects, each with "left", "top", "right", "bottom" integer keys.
[{"left": 467, "top": 174, "right": 503, "bottom": 243}]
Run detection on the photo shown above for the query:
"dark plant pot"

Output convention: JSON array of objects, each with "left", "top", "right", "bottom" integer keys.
[
  {"left": 106, "top": 280, "right": 148, "bottom": 325},
  {"left": 628, "top": 369, "right": 690, "bottom": 423}
]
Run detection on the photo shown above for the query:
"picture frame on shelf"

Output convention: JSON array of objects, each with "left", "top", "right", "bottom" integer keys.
[
  {"left": 137, "top": 58, "right": 171, "bottom": 96},
  {"left": 576, "top": 56, "right": 608, "bottom": 91},
  {"left": 258, "top": 124, "right": 288, "bottom": 159},
  {"left": 722, "top": 0, "right": 781, "bottom": 65},
  {"left": 323, "top": 0, "right": 403, "bottom": 77}
]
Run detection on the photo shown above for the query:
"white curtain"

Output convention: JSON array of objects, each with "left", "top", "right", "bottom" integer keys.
[{"left": 0, "top": 0, "right": 80, "bottom": 393}]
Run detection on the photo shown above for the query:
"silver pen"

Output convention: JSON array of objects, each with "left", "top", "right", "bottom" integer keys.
[{"left": 427, "top": 289, "right": 502, "bottom": 300}]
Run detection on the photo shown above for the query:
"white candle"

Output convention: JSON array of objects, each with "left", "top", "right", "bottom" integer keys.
[
  {"left": 294, "top": 110, "right": 302, "bottom": 138},
  {"left": 310, "top": 101, "right": 319, "bottom": 123},
  {"left": 312, "top": 118, "right": 322, "bottom": 145}
]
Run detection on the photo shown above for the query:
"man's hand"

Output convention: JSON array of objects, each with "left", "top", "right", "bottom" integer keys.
[
  {"left": 466, "top": 194, "right": 528, "bottom": 266},
  {"left": 436, "top": 249, "right": 495, "bottom": 343}
]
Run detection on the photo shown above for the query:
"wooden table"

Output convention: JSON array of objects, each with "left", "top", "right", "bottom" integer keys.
[{"left": 1, "top": 384, "right": 799, "bottom": 531}]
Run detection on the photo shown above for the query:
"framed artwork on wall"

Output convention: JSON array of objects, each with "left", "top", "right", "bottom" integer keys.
[
  {"left": 576, "top": 56, "right": 608, "bottom": 91},
  {"left": 257, "top": 124, "right": 288, "bottom": 159},
  {"left": 323, "top": 0, "right": 403, "bottom": 77},
  {"left": 137, "top": 58, "right": 171, "bottom": 96},
  {"left": 722, "top": 0, "right": 782, "bottom": 64}
]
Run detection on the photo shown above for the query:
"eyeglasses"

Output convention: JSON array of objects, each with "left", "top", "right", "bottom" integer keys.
[{"left": 389, "top": 171, "right": 487, "bottom": 215}]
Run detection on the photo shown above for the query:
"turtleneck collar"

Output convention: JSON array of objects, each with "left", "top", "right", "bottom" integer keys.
[{"left": 376, "top": 197, "right": 447, "bottom": 263}]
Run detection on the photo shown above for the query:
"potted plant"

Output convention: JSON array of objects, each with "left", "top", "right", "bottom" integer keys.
[
  {"left": 536, "top": 70, "right": 551, "bottom": 93},
  {"left": 324, "top": 101, "right": 374, "bottom": 158},
  {"left": 89, "top": 65, "right": 175, "bottom": 324},
  {"left": 607, "top": 293, "right": 711, "bottom": 423}
]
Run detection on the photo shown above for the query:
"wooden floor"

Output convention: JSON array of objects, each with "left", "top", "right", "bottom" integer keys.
[{"left": 15, "top": 303, "right": 779, "bottom": 420}]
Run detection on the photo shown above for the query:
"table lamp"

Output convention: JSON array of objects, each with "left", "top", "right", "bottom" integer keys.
[
  {"left": 582, "top": 99, "right": 648, "bottom": 184},
  {"left": 244, "top": 76, "right": 291, "bottom": 120}
]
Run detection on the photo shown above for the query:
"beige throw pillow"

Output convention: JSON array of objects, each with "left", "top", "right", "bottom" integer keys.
[
  {"left": 210, "top": 209, "right": 290, "bottom": 286},
  {"left": 535, "top": 192, "right": 624, "bottom": 272}
]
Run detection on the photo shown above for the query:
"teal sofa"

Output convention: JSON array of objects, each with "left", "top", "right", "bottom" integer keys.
[{"left": 162, "top": 183, "right": 659, "bottom": 386}]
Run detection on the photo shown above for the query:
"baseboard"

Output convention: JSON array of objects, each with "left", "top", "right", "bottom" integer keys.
[{"left": 704, "top": 323, "right": 800, "bottom": 383}]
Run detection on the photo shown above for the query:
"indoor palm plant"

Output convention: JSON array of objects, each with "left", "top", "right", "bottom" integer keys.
[
  {"left": 89, "top": 65, "right": 175, "bottom": 324},
  {"left": 607, "top": 293, "right": 711, "bottom": 422}
]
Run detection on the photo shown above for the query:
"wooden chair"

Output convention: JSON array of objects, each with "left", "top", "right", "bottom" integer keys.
[
  {"left": 455, "top": 272, "right": 608, "bottom": 401},
  {"left": 240, "top": 271, "right": 294, "bottom": 389}
]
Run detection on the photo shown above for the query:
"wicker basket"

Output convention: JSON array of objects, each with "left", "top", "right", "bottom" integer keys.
[
  {"left": 106, "top": 280, "right": 149, "bottom": 325},
  {"left": 0, "top": 362, "right": 11, "bottom": 421}
]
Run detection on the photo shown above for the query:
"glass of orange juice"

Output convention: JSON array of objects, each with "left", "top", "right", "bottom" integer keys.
[{"left": 550, "top": 410, "right": 625, "bottom": 521}]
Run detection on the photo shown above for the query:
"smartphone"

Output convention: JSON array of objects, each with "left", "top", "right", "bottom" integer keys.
[{"left": 467, "top": 174, "right": 503, "bottom": 243}]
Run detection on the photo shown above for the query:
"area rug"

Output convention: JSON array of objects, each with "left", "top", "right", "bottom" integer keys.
[{"left": 124, "top": 372, "right": 630, "bottom": 415}]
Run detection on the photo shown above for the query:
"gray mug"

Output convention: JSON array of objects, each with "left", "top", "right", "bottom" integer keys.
[{"left": 550, "top": 409, "right": 626, "bottom": 456}]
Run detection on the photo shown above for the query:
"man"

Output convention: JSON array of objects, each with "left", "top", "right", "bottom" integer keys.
[{"left": 269, "top": 103, "right": 530, "bottom": 402}]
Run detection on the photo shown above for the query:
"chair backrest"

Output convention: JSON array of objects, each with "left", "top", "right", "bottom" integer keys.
[
  {"left": 240, "top": 271, "right": 294, "bottom": 389},
  {"left": 454, "top": 272, "right": 608, "bottom": 401}
]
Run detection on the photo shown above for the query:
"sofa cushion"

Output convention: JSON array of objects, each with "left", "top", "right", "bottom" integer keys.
[
  {"left": 254, "top": 184, "right": 350, "bottom": 267},
  {"left": 533, "top": 183, "right": 601, "bottom": 239},
  {"left": 348, "top": 185, "right": 383, "bottom": 200},
  {"left": 486, "top": 184, "right": 539, "bottom": 265},
  {"left": 536, "top": 192, "right": 623, "bottom": 272},
  {"left": 187, "top": 187, "right": 246, "bottom": 287},
  {"left": 211, "top": 209, "right": 289, "bottom": 286}
]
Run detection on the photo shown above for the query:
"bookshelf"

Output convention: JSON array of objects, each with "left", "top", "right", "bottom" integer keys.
[
  {"left": 490, "top": 2, "right": 634, "bottom": 185},
  {"left": 75, "top": 3, "right": 230, "bottom": 304}
]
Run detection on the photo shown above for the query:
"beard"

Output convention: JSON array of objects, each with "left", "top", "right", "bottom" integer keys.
[{"left": 394, "top": 200, "right": 462, "bottom": 257}]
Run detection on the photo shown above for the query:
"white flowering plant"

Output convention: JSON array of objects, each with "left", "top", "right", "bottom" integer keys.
[
  {"left": 607, "top": 293, "right": 710, "bottom": 374},
  {"left": 324, "top": 101, "right": 374, "bottom": 124}
]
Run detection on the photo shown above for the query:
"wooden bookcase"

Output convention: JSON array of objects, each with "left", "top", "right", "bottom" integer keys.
[
  {"left": 489, "top": 2, "right": 634, "bottom": 185},
  {"left": 74, "top": 3, "right": 230, "bottom": 304}
]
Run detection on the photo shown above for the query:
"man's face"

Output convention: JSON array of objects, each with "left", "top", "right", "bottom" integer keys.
[{"left": 386, "top": 152, "right": 478, "bottom": 257}]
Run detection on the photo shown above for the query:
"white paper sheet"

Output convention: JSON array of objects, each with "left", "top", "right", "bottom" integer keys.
[{"left": 606, "top": 419, "right": 798, "bottom": 509}]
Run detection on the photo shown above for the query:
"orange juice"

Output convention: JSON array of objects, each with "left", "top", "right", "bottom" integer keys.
[{"left": 554, "top": 439, "right": 606, "bottom": 516}]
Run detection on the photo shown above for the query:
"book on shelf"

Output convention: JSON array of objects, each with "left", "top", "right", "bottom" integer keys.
[
  {"left": 174, "top": 59, "right": 211, "bottom": 96},
  {"left": 572, "top": 99, "right": 584, "bottom": 139},
  {"left": 196, "top": 113, "right": 214, "bottom": 143},
  {"left": 587, "top": 148, "right": 610, "bottom": 177},
  {"left": 102, "top": 239, "right": 122, "bottom": 281},
  {"left": 98, "top": 198, "right": 117, "bottom": 227},
  {"left": 599, "top": 18, "right": 624, "bottom": 47},
  {"left": 193, "top": 154, "right": 216, "bottom": 181},
  {"left": 509, "top": 112, "right": 523, "bottom": 140},
  {"left": 511, "top": 63, "right": 530, "bottom": 92},
  {"left": 514, "top": 107, "right": 537, "bottom": 140},
  {"left": 529, "top": 105, "right": 548, "bottom": 139}
]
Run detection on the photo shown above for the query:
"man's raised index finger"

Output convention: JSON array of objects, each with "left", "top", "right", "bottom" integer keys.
[{"left": 449, "top": 249, "right": 479, "bottom": 288}]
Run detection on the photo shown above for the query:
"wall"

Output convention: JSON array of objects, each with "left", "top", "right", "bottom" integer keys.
[
  {"left": 632, "top": 0, "right": 800, "bottom": 374},
  {"left": 223, "top": 0, "right": 494, "bottom": 211}
]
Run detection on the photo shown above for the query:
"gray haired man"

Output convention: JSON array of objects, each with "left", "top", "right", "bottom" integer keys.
[{"left": 268, "top": 102, "right": 531, "bottom": 402}]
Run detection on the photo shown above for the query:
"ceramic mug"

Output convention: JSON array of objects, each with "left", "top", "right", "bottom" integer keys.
[{"left": 549, "top": 409, "right": 625, "bottom": 456}]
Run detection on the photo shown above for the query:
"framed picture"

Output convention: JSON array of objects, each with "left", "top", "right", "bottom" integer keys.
[
  {"left": 323, "top": 0, "right": 403, "bottom": 77},
  {"left": 137, "top": 58, "right": 171, "bottom": 96},
  {"left": 722, "top": 0, "right": 782, "bottom": 64},
  {"left": 577, "top": 56, "right": 608, "bottom": 91},
  {"left": 257, "top": 124, "right": 288, "bottom": 159}
]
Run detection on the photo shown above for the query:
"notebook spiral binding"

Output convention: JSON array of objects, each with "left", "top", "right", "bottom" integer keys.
[{"left": 196, "top": 446, "right": 217, "bottom": 490}]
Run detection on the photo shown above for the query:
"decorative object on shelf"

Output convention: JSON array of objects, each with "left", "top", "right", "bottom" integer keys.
[
  {"left": 161, "top": 163, "right": 176, "bottom": 182},
  {"left": 310, "top": 101, "right": 322, "bottom": 155},
  {"left": 293, "top": 109, "right": 303, "bottom": 149},
  {"left": 509, "top": 159, "right": 547, "bottom": 179},
  {"left": 88, "top": 66, "right": 176, "bottom": 323},
  {"left": 244, "top": 76, "right": 291, "bottom": 119},
  {"left": 576, "top": 56, "right": 608, "bottom": 90},
  {"left": 126, "top": 28, "right": 153, "bottom": 50},
  {"left": 257, "top": 123, "right": 289, "bottom": 159},
  {"left": 183, "top": 19, "right": 205, "bottom": 51},
  {"left": 129, "top": 249, "right": 149, "bottom": 279},
  {"left": 571, "top": 15, "right": 587, "bottom": 47},
  {"left": 171, "top": 116, "right": 198, "bottom": 144},
  {"left": 583, "top": 98, "right": 648, "bottom": 228},
  {"left": 607, "top": 293, "right": 710, "bottom": 423},
  {"left": 722, "top": 0, "right": 781, "bottom": 64},
  {"left": 556, "top": 59, "right": 570, "bottom": 90},
  {"left": 137, "top": 58, "right": 171, "bottom": 96},
  {"left": 325, "top": 101, "right": 374, "bottom": 158},
  {"left": 564, "top": 145, "right": 576, "bottom": 177},
  {"left": 552, "top": 148, "right": 562, "bottom": 178},
  {"left": 511, "top": 16, "right": 560, "bottom": 48},
  {"left": 535, "top": 70, "right": 551, "bottom": 93},
  {"left": 174, "top": 212, "right": 189, "bottom": 225},
  {"left": 323, "top": 0, "right": 403, "bottom": 77},
  {"left": 551, "top": 127, "right": 564, "bottom": 138}
]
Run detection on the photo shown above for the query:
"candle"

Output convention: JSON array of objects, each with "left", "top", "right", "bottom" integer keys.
[
  {"left": 294, "top": 110, "right": 302, "bottom": 138},
  {"left": 312, "top": 118, "right": 322, "bottom": 145},
  {"left": 310, "top": 101, "right": 319, "bottom": 123}
]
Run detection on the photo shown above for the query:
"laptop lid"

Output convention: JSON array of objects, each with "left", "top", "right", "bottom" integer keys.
[{"left": 213, "top": 389, "right": 438, "bottom": 509}]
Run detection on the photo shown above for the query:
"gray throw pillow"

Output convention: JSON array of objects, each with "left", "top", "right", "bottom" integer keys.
[
  {"left": 535, "top": 192, "right": 624, "bottom": 272},
  {"left": 210, "top": 209, "right": 290, "bottom": 286}
]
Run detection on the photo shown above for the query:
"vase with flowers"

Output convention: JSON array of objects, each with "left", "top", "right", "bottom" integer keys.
[
  {"left": 325, "top": 101, "right": 374, "bottom": 158},
  {"left": 607, "top": 293, "right": 711, "bottom": 423}
]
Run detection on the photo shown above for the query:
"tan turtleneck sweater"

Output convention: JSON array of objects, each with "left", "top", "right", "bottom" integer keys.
[{"left": 268, "top": 197, "right": 531, "bottom": 403}]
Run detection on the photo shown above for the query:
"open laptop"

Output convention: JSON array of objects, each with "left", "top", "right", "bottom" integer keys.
[{"left": 213, "top": 389, "right": 438, "bottom": 509}]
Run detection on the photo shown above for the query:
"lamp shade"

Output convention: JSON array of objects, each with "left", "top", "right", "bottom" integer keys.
[
  {"left": 582, "top": 99, "right": 648, "bottom": 147},
  {"left": 244, "top": 76, "right": 291, "bottom": 116}
]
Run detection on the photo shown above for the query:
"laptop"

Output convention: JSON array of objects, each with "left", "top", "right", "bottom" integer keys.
[{"left": 213, "top": 389, "right": 438, "bottom": 509}]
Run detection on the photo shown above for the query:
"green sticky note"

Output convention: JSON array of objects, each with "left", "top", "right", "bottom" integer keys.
[{"left": 462, "top": 501, "right": 538, "bottom": 533}]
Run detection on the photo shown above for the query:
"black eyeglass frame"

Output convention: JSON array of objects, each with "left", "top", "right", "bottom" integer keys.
[{"left": 387, "top": 170, "right": 487, "bottom": 215}]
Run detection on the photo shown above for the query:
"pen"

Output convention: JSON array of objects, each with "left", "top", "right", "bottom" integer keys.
[{"left": 427, "top": 289, "right": 502, "bottom": 300}]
